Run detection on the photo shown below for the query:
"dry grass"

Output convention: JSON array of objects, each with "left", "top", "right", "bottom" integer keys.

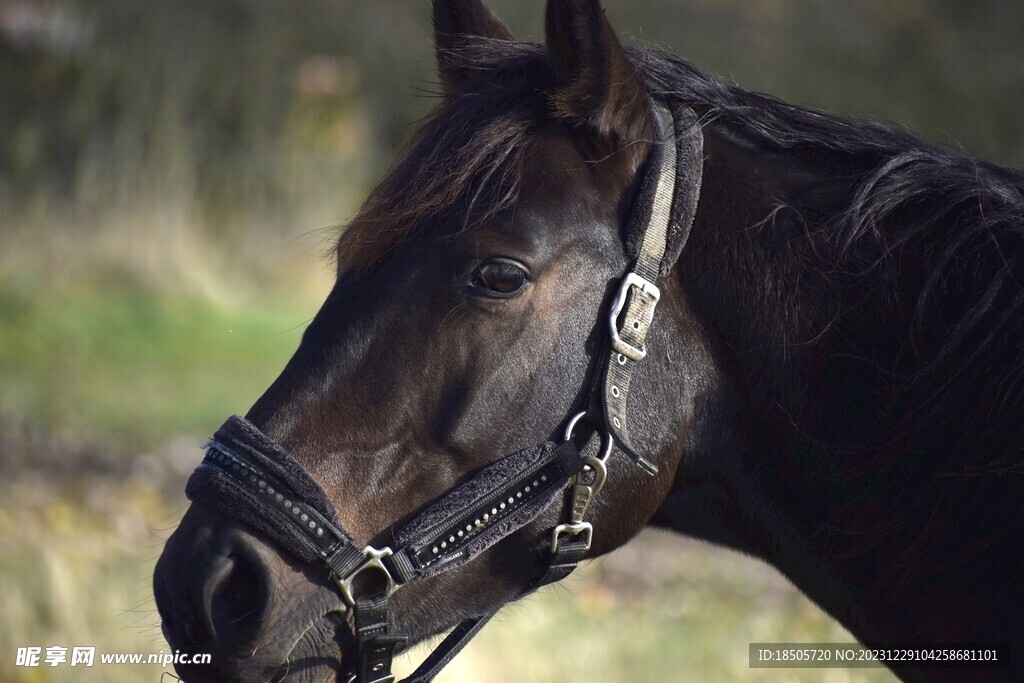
[
  {"left": 0, "top": 251, "right": 894, "bottom": 683},
  {"left": 0, "top": 465, "right": 894, "bottom": 682}
]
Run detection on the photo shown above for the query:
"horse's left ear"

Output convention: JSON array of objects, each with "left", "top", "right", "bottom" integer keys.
[
  {"left": 545, "top": 0, "right": 653, "bottom": 168},
  {"left": 433, "top": 0, "right": 515, "bottom": 95}
]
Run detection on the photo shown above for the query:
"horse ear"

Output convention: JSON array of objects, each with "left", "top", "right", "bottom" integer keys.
[
  {"left": 545, "top": 0, "right": 652, "bottom": 164},
  {"left": 433, "top": 0, "right": 514, "bottom": 95}
]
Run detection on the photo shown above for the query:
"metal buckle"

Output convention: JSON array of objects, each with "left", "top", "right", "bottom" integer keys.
[
  {"left": 553, "top": 412, "right": 610, "bottom": 555},
  {"left": 551, "top": 521, "right": 593, "bottom": 553},
  {"left": 364, "top": 669, "right": 396, "bottom": 683},
  {"left": 347, "top": 670, "right": 395, "bottom": 683},
  {"left": 334, "top": 546, "right": 398, "bottom": 607},
  {"left": 568, "top": 455, "right": 606, "bottom": 520},
  {"left": 608, "top": 272, "right": 661, "bottom": 362}
]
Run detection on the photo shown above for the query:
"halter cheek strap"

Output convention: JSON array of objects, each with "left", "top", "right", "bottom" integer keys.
[
  {"left": 600, "top": 104, "right": 704, "bottom": 472},
  {"left": 183, "top": 101, "right": 700, "bottom": 683}
]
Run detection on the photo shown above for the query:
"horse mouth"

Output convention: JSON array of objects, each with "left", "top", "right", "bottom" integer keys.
[
  {"left": 271, "top": 610, "right": 348, "bottom": 683},
  {"left": 161, "top": 609, "right": 348, "bottom": 683}
]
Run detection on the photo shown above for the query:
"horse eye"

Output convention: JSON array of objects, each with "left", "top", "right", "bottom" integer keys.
[{"left": 468, "top": 259, "right": 529, "bottom": 297}]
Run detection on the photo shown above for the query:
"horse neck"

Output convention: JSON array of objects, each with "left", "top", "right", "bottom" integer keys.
[{"left": 658, "top": 122, "right": 1022, "bottom": 646}]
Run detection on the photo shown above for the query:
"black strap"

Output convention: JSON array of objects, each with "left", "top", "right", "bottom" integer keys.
[
  {"left": 398, "top": 528, "right": 589, "bottom": 683},
  {"left": 329, "top": 544, "right": 369, "bottom": 579},
  {"left": 539, "top": 536, "right": 591, "bottom": 588},
  {"left": 397, "top": 534, "right": 590, "bottom": 683},
  {"left": 390, "top": 533, "right": 590, "bottom": 683},
  {"left": 354, "top": 595, "right": 405, "bottom": 683},
  {"left": 190, "top": 440, "right": 360, "bottom": 565},
  {"left": 400, "top": 614, "right": 497, "bottom": 683}
]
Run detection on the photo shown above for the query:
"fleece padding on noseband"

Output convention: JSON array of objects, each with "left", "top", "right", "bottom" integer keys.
[
  {"left": 186, "top": 416, "right": 586, "bottom": 586},
  {"left": 625, "top": 102, "right": 704, "bottom": 276},
  {"left": 394, "top": 440, "right": 583, "bottom": 579},
  {"left": 186, "top": 416, "right": 352, "bottom": 568}
]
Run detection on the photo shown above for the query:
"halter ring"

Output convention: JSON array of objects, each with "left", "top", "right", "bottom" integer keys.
[
  {"left": 563, "top": 411, "right": 613, "bottom": 462},
  {"left": 333, "top": 546, "right": 398, "bottom": 608}
]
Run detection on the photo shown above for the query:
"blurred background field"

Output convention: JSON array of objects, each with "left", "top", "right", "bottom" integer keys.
[{"left": 2, "top": 0, "right": 1022, "bottom": 681}]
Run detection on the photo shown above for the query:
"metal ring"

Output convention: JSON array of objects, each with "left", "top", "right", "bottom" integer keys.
[
  {"left": 333, "top": 546, "right": 398, "bottom": 608},
  {"left": 563, "top": 411, "right": 613, "bottom": 462}
]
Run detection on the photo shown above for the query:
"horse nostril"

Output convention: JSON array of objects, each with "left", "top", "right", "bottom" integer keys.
[
  {"left": 203, "top": 552, "right": 266, "bottom": 643},
  {"left": 205, "top": 551, "right": 268, "bottom": 645}
]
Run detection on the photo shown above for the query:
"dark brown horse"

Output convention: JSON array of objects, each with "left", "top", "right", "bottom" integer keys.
[{"left": 154, "top": 1, "right": 1024, "bottom": 681}]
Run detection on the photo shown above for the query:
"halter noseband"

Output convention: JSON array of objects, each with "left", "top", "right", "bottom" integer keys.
[{"left": 184, "top": 103, "right": 700, "bottom": 683}]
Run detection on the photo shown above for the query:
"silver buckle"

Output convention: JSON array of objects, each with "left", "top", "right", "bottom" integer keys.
[
  {"left": 334, "top": 546, "right": 398, "bottom": 607},
  {"left": 550, "top": 521, "right": 593, "bottom": 553},
  {"left": 550, "top": 452, "right": 605, "bottom": 555},
  {"left": 608, "top": 273, "right": 660, "bottom": 362},
  {"left": 347, "top": 671, "right": 394, "bottom": 683}
]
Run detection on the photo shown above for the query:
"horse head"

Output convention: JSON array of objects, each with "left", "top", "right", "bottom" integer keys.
[{"left": 154, "top": 2, "right": 713, "bottom": 680}]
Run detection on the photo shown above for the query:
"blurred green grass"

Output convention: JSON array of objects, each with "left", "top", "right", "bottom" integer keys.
[
  {"left": 0, "top": 277, "right": 312, "bottom": 443},
  {"left": 0, "top": 275, "right": 312, "bottom": 682}
]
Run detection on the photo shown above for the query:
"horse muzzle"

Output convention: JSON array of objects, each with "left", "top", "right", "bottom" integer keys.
[{"left": 154, "top": 504, "right": 348, "bottom": 682}]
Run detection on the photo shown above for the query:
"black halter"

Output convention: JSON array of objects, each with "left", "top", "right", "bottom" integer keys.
[{"left": 184, "top": 102, "right": 702, "bottom": 683}]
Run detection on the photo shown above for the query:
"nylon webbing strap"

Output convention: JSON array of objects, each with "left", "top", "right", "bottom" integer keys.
[
  {"left": 401, "top": 614, "right": 496, "bottom": 683},
  {"left": 539, "top": 536, "right": 591, "bottom": 588},
  {"left": 354, "top": 595, "right": 405, "bottom": 683},
  {"left": 601, "top": 103, "right": 690, "bottom": 473}
]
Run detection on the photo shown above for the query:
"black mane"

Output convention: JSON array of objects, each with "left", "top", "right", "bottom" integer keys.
[
  {"left": 343, "top": 38, "right": 1024, "bottom": 484},
  {"left": 634, "top": 47, "right": 1023, "bottom": 639},
  {"left": 650, "top": 50, "right": 1024, "bottom": 454}
]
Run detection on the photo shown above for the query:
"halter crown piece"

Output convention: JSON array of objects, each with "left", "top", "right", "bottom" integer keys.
[{"left": 185, "top": 102, "right": 702, "bottom": 683}]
